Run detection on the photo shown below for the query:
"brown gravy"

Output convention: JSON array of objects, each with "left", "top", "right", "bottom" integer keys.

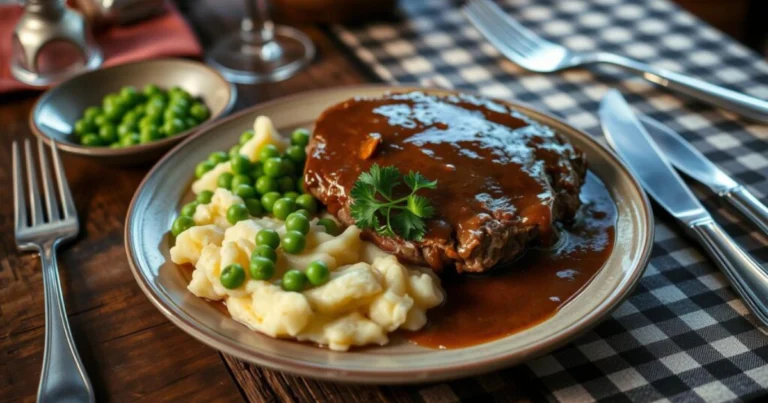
[{"left": 403, "top": 172, "right": 616, "bottom": 349}]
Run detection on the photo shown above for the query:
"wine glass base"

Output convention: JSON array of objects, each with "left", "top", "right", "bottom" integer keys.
[{"left": 206, "top": 25, "right": 315, "bottom": 85}]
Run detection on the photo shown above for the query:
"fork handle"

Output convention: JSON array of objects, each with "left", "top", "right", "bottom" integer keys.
[
  {"left": 724, "top": 186, "right": 768, "bottom": 236},
  {"left": 38, "top": 242, "right": 94, "bottom": 403},
  {"left": 689, "top": 218, "right": 768, "bottom": 325},
  {"left": 596, "top": 53, "right": 768, "bottom": 122}
]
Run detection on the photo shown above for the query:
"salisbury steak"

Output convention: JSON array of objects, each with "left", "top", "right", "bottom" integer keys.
[{"left": 304, "top": 92, "right": 587, "bottom": 273}]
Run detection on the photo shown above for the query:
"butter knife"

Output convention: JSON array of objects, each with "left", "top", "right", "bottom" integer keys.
[
  {"left": 600, "top": 89, "right": 768, "bottom": 326},
  {"left": 640, "top": 116, "right": 768, "bottom": 237}
]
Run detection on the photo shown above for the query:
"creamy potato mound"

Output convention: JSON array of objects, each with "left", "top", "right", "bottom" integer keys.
[{"left": 170, "top": 116, "right": 444, "bottom": 351}]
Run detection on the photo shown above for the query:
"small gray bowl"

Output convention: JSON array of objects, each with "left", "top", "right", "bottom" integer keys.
[{"left": 29, "top": 58, "right": 236, "bottom": 165}]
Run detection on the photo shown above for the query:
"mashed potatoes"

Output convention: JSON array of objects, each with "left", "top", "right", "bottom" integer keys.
[{"left": 170, "top": 116, "right": 444, "bottom": 351}]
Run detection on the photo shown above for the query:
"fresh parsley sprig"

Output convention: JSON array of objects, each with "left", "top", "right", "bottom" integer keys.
[{"left": 350, "top": 164, "right": 437, "bottom": 241}]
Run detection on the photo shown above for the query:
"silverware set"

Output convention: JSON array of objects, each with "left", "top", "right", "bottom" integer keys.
[
  {"left": 13, "top": 139, "right": 95, "bottom": 403},
  {"left": 463, "top": 0, "right": 768, "bottom": 325}
]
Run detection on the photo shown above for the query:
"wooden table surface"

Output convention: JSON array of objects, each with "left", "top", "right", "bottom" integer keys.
[{"left": 0, "top": 2, "right": 444, "bottom": 401}]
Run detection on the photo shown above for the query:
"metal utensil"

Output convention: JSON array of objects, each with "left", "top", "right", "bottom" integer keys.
[
  {"left": 463, "top": 0, "right": 768, "bottom": 123},
  {"left": 13, "top": 139, "right": 94, "bottom": 403},
  {"left": 640, "top": 116, "right": 768, "bottom": 236},
  {"left": 599, "top": 89, "right": 768, "bottom": 326}
]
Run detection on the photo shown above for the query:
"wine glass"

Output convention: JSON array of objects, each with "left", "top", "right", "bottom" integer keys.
[{"left": 205, "top": 0, "right": 315, "bottom": 84}]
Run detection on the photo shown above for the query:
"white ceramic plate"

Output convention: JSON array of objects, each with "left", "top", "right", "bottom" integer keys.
[{"left": 126, "top": 85, "right": 653, "bottom": 384}]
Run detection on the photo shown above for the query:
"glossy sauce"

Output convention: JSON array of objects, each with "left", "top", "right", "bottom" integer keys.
[{"left": 404, "top": 172, "right": 616, "bottom": 349}]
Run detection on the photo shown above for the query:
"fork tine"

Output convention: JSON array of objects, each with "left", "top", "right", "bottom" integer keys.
[
  {"left": 13, "top": 141, "right": 28, "bottom": 232},
  {"left": 37, "top": 139, "right": 60, "bottom": 222},
  {"left": 24, "top": 139, "right": 45, "bottom": 225},
  {"left": 472, "top": 0, "right": 548, "bottom": 48},
  {"left": 465, "top": 4, "right": 538, "bottom": 55},
  {"left": 50, "top": 140, "right": 77, "bottom": 220}
]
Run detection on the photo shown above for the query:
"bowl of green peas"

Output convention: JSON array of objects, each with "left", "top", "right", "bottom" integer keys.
[{"left": 30, "top": 58, "right": 236, "bottom": 165}]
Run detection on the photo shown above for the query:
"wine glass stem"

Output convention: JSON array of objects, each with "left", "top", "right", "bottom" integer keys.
[{"left": 243, "top": 0, "right": 274, "bottom": 44}]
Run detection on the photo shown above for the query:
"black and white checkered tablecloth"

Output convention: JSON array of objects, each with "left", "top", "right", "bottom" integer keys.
[{"left": 333, "top": 0, "right": 768, "bottom": 401}]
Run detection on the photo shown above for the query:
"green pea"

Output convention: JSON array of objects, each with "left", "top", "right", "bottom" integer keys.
[
  {"left": 263, "top": 157, "right": 283, "bottom": 178},
  {"left": 74, "top": 118, "right": 94, "bottom": 135},
  {"left": 281, "top": 159, "right": 297, "bottom": 176},
  {"left": 295, "top": 194, "right": 318, "bottom": 213},
  {"left": 285, "top": 213, "right": 310, "bottom": 234},
  {"left": 250, "top": 161, "right": 264, "bottom": 179},
  {"left": 248, "top": 256, "right": 275, "bottom": 281},
  {"left": 220, "top": 263, "right": 245, "bottom": 289},
  {"left": 140, "top": 126, "right": 162, "bottom": 143},
  {"left": 277, "top": 177, "right": 295, "bottom": 193},
  {"left": 233, "top": 184, "right": 256, "bottom": 199},
  {"left": 240, "top": 130, "right": 254, "bottom": 145},
  {"left": 190, "top": 102, "right": 210, "bottom": 121},
  {"left": 138, "top": 116, "right": 155, "bottom": 131},
  {"left": 229, "top": 144, "right": 241, "bottom": 159},
  {"left": 285, "top": 145, "right": 306, "bottom": 163},
  {"left": 249, "top": 256, "right": 275, "bottom": 281},
  {"left": 120, "top": 133, "right": 140, "bottom": 147},
  {"left": 119, "top": 86, "right": 139, "bottom": 106},
  {"left": 163, "top": 105, "right": 184, "bottom": 122},
  {"left": 272, "top": 198, "right": 296, "bottom": 220},
  {"left": 244, "top": 198, "right": 263, "bottom": 216},
  {"left": 169, "top": 97, "right": 191, "bottom": 112},
  {"left": 104, "top": 104, "right": 125, "bottom": 123},
  {"left": 99, "top": 125, "right": 118, "bottom": 143},
  {"left": 195, "top": 160, "right": 216, "bottom": 178},
  {"left": 260, "top": 191, "right": 281, "bottom": 213},
  {"left": 231, "top": 174, "right": 252, "bottom": 190},
  {"left": 255, "top": 176, "right": 278, "bottom": 195},
  {"left": 217, "top": 172, "right": 234, "bottom": 189},
  {"left": 226, "top": 203, "right": 250, "bottom": 224},
  {"left": 258, "top": 144, "right": 279, "bottom": 161},
  {"left": 208, "top": 151, "right": 229, "bottom": 164},
  {"left": 297, "top": 176, "right": 305, "bottom": 193},
  {"left": 230, "top": 154, "right": 251, "bottom": 175},
  {"left": 317, "top": 218, "right": 340, "bottom": 236},
  {"left": 132, "top": 104, "right": 146, "bottom": 116},
  {"left": 81, "top": 133, "right": 103, "bottom": 146},
  {"left": 282, "top": 191, "right": 299, "bottom": 201},
  {"left": 252, "top": 244, "right": 277, "bottom": 263},
  {"left": 117, "top": 123, "right": 135, "bottom": 137},
  {"left": 184, "top": 117, "right": 198, "bottom": 130},
  {"left": 163, "top": 118, "right": 185, "bottom": 136},
  {"left": 197, "top": 190, "right": 214, "bottom": 204},
  {"left": 109, "top": 143, "right": 122, "bottom": 149},
  {"left": 281, "top": 269, "right": 307, "bottom": 292},
  {"left": 83, "top": 106, "right": 101, "bottom": 121},
  {"left": 255, "top": 229, "right": 280, "bottom": 249},
  {"left": 293, "top": 209, "right": 311, "bottom": 219},
  {"left": 306, "top": 261, "right": 330, "bottom": 286},
  {"left": 171, "top": 215, "right": 195, "bottom": 236},
  {"left": 282, "top": 230, "right": 306, "bottom": 254},
  {"left": 291, "top": 128, "right": 310, "bottom": 147},
  {"left": 94, "top": 114, "right": 109, "bottom": 127},
  {"left": 103, "top": 93, "right": 119, "bottom": 108},
  {"left": 143, "top": 84, "right": 161, "bottom": 97},
  {"left": 181, "top": 201, "right": 199, "bottom": 217}
]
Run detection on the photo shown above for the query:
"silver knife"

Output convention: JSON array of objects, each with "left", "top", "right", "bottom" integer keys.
[
  {"left": 600, "top": 89, "right": 768, "bottom": 326},
  {"left": 640, "top": 116, "right": 768, "bottom": 237}
]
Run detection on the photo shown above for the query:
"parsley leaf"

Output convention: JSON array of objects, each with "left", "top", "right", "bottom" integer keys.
[{"left": 349, "top": 165, "right": 437, "bottom": 241}]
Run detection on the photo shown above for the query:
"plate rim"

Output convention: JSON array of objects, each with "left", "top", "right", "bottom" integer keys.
[{"left": 124, "top": 84, "right": 655, "bottom": 383}]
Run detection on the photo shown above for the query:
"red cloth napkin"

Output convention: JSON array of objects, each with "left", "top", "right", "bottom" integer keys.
[{"left": 0, "top": 2, "right": 203, "bottom": 94}]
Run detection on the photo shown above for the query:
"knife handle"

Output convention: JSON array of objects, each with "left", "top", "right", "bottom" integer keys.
[
  {"left": 724, "top": 186, "right": 768, "bottom": 236},
  {"left": 690, "top": 218, "right": 768, "bottom": 325}
]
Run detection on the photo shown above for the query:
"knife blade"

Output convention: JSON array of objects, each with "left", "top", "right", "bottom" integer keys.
[
  {"left": 640, "top": 116, "right": 768, "bottom": 236},
  {"left": 599, "top": 91, "right": 709, "bottom": 226},
  {"left": 600, "top": 89, "right": 768, "bottom": 326}
]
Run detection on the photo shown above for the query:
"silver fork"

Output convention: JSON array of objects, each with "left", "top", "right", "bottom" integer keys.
[
  {"left": 463, "top": 0, "right": 768, "bottom": 122},
  {"left": 13, "top": 139, "right": 94, "bottom": 403}
]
